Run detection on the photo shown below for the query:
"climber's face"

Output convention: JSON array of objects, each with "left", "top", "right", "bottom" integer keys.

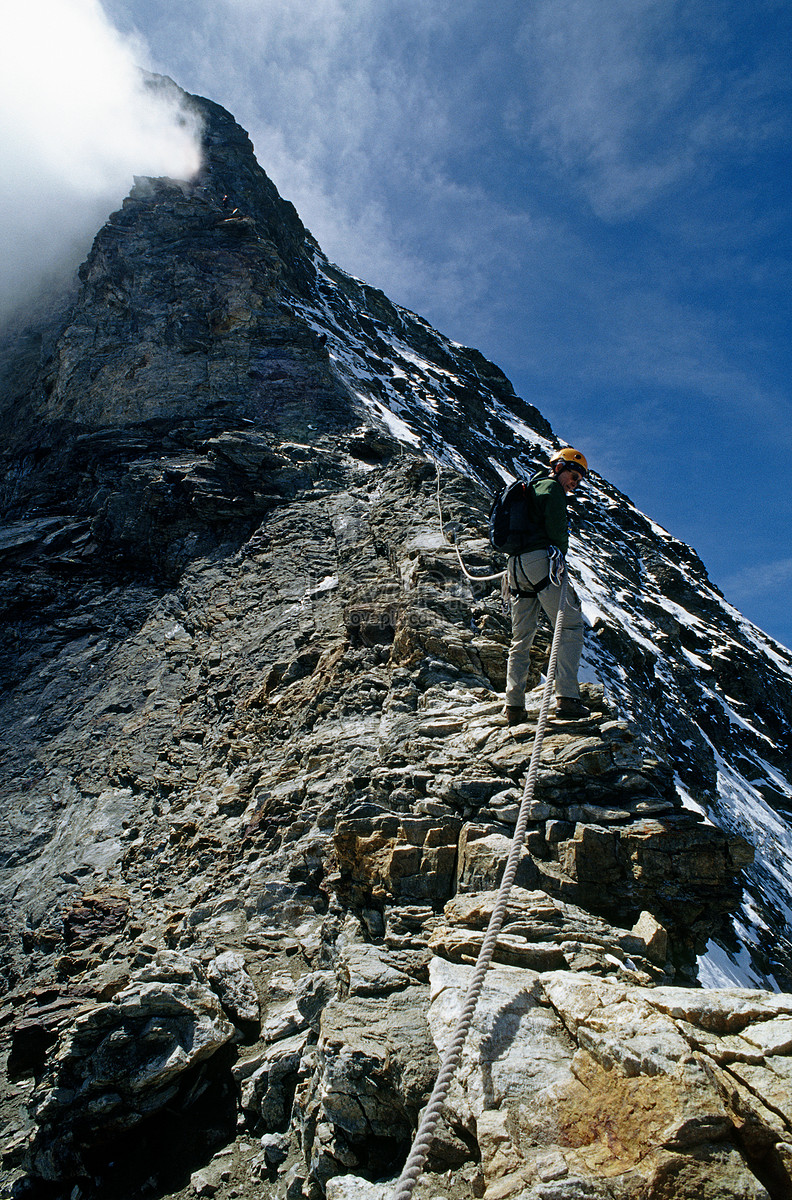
[{"left": 554, "top": 463, "right": 584, "bottom": 495}]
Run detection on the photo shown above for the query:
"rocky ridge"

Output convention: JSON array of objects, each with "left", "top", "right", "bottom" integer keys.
[
  {"left": 0, "top": 451, "right": 786, "bottom": 1200},
  {"left": 1, "top": 79, "right": 792, "bottom": 1200}
]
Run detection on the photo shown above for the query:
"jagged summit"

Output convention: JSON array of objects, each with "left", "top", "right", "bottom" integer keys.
[{"left": 2, "top": 83, "right": 792, "bottom": 1200}]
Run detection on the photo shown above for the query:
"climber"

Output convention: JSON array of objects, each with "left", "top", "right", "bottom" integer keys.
[{"left": 504, "top": 447, "right": 589, "bottom": 725}]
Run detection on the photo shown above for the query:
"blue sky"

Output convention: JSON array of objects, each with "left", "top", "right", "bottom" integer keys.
[{"left": 4, "top": 1, "right": 792, "bottom": 648}]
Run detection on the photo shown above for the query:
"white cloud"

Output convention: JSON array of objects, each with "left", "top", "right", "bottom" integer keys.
[
  {"left": 513, "top": 0, "right": 788, "bottom": 220},
  {"left": 723, "top": 558, "right": 792, "bottom": 605},
  {"left": 0, "top": 0, "right": 202, "bottom": 326},
  {"left": 511, "top": 0, "right": 694, "bottom": 217}
]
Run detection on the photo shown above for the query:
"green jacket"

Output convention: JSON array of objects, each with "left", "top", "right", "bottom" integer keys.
[{"left": 517, "top": 475, "right": 570, "bottom": 555}]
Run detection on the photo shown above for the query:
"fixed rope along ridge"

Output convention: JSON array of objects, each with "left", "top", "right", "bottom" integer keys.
[
  {"left": 390, "top": 570, "right": 569, "bottom": 1200},
  {"left": 433, "top": 459, "right": 505, "bottom": 583}
]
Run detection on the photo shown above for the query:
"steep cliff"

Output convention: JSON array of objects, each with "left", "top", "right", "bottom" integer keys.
[{"left": 2, "top": 80, "right": 792, "bottom": 1200}]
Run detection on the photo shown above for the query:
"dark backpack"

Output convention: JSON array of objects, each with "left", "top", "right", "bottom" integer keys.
[{"left": 488, "top": 477, "right": 542, "bottom": 555}]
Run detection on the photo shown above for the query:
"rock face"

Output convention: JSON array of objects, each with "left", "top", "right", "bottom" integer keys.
[
  {"left": 1, "top": 78, "right": 792, "bottom": 1200},
  {"left": 25, "top": 952, "right": 235, "bottom": 1183},
  {"left": 423, "top": 959, "right": 792, "bottom": 1200}
]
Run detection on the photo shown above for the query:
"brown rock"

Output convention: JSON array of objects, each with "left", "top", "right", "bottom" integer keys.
[{"left": 334, "top": 811, "right": 462, "bottom": 906}]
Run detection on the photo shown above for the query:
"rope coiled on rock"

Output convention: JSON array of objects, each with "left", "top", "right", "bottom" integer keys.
[
  {"left": 434, "top": 460, "right": 505, "bottom": 583},
  {"left": 390, "top": 570, "right": 569, "bottom": 1200}
]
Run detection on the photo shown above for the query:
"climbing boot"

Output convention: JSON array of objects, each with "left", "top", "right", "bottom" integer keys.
[
  {"left": 505, "top": 705, "right": 528, "bottom": 726},
  {"left": 555, "top": 696, "right": 590, "bottom": 719}
]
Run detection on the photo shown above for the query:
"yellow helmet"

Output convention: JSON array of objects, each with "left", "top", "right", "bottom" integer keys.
[{"left": 549, "top": 447, "right": 588, "bottom": 476}]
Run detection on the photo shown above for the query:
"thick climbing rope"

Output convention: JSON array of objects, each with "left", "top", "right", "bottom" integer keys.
[
  {"left": 434, "top": 460, "right": 505, "bottom": 583},
  {"left": 390, "top": 570, "right": 569, "bottom": 1200}
]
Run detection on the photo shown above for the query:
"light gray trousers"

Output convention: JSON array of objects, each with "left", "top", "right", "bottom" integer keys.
[{"left": 504, "top": 548, "right": 584, "bottom": 705}]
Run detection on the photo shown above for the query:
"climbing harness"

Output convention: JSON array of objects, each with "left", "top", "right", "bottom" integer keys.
[
  {"left": 390, "top": 569, "right": 570, "bottom": 1200},
  {"left": 509, "top": 575, "right": 550, "bottom": 599},
  {"left": 509, "top": 546, "right": 565, "bottom": 601},
  {"left": 510, "top": 552, "right": 550, "bottom": 600}
]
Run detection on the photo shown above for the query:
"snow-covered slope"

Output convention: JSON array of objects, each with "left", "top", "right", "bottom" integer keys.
[{"left": 295, "top": 243, "right": 792, "bottom": 991}]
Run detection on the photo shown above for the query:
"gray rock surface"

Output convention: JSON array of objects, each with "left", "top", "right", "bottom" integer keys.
[
  {"left": 1, "top": 75, "right": 791, "bottom": 1200},
  {"left": 24, "top": 952, "right": 235, "bottom": 1182},
  {"left": 208, "top": 951, "right": 261, "bottom": 1028}
]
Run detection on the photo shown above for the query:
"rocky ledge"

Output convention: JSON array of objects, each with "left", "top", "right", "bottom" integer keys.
[
  {"left": 322, "top": 956, "right": 792, "bottom": 1200},
  {"left": 0, "top": 417, "right": 780, "bottom": 1200},
  {"left": 0, "top": 445, "right": 781, "bottom": 1200},
  {"left": 5, "top": 667, "right": 785, "bottom": 1200}
]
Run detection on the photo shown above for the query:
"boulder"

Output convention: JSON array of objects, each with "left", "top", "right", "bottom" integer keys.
[
  {"left": 455, "top": 826, "right": 538, "bottom": 893},
  {"left": 235, "top": 1031, "right": 308, "bottom": 1130},
  {"left": 421, "top": 959, "right": 792, "bottom": 1199},
  {"left": 24, "top": 952, "right": 235, "bottom": 1181},
  {"left": 296, "top": 987, "right": 438, "bottom": 1190},
  {"left": 208, "top": 950, "right": 261, "bottom": 1027}
]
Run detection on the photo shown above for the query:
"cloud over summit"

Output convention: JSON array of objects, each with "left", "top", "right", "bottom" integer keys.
[{"left": 0, "top": 0, "right": 202, "bottom": 325}]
